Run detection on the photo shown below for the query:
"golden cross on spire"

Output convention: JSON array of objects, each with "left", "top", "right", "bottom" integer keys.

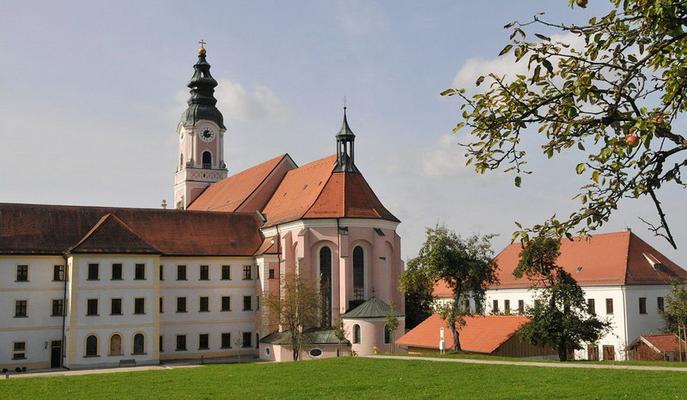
[{"left": 197, "top": 39, "right": 207, "bottom": 55}]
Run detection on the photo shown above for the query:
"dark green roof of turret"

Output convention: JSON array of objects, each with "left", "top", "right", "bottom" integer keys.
[
  {"left": 342, "top": 297, "right": 402, "bottom": 319},
  {"left": 180, "top": 47, "right": 225, "bottom": 129},
  {"left": 259, "top": 328, "right": 350, "bottom": 345}
]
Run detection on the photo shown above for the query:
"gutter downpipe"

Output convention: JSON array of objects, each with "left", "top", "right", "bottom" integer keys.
[
  {"left": 60, "top": 253, "right": 69, "bottom": 370},
  {"left": 621, "top": 285, "right": 629, "bottom": 360}
]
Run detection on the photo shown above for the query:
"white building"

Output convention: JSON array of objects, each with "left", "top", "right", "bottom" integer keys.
[
  {"left": 0, "top": 45, "right": 404, "bottom": 370},
  {"left": 433, "top": 231, "right": 687, "bottom": 360}
]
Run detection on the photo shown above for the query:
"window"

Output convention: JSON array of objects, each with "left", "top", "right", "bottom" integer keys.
[
  {"left": 587, "top": 298, "right": 596, "bottom": 316},
  {"left": 320, "top": 246, "right": 332, "bottom": 327},
  {"left": 159, "top": 265, "right": 164, "bottom": 281},
  {"left": 85, "top": 335, "right": 98, "bottom": 357},
  {"left": 243, "top": 265, "right": 252, "bottom": 280},
  {"left": 177, "top": 297, "right": 187, "bottom": 313},
  {"left": 87, "top": 299, "right": 98, "bottom": 316},
  {"left": 243, "top": 296, "right": 252, "bottom": 311},
  {"left": 639, "top": 297, "right": 647, "bottom": 314},
  {"left": 133, "top": 333, "right": 145, "bottom": 354},
  {"left": 87, "top": 263, "right": 99, "bottom": 280},
  {"left": 384, "top": 325, "right": 391, "bottom": 344},
  {"left": 504, "top": 300, "right": 511, "bottom": 314},
  {"left": 53, "top": 265, "right": 65, "bottom": 281},
  {"left": 199, "top": 297, "right": 209, "bottom": 312},
  {"left": 353, "top": 246, "right": 365, "bottom": 300},
  {"left": 269, "top": 269, "right": 275, "bottom": 279},
  {"left": 200, "top": 265, "right": 209, "bottom": 281},
  {"left": 657, "top": 297, "right": 665, "bottom": 312},
  {"left": 159, "top": 297, "right": 164, "bottom": 313},
  {"left": 177, "top": 265, "right": 187, "bottom": 281},
  {"left": 221, "top": 265, "right": 231, "bottom": 280},
  {"left": 309, "top": 348, "right": 323, "bottom": 358},
  {"left": 16, "top": 265, "right": 28, "bottom": 281},
  {"left": 176, "top": 335, "right": 187, "bottom": 351},
  {"left": 52, "top": 299, "right": 64, "bottom": 317},
  {"left": 256, "top": 333, "right": 260, "bottom": 349},
  {"left": 518, "top": 300, "right": 524, "bottom": 314},
  {"left": 159, "top": 336, "right": 164, "bottom": 352},
  {"left": 15, "top": 300, "right": 27, "bottom": 317},
  {"left": 134, "top": 298, "right": 145, "bottom": 314},
  {"left": 221, "top": 333, "right": 232, "bottom": 349},
  {"left": 111, "top": 298, "right": 122, "bottom": 315},
  {"left": 111, "top": 263, "right": 122, "bottom": 280},
  {"left": 110, "top": 334, "right": 122, "bottom": 356},
  {"left": 606, "top": 298, "right": 614, "bottom": 315},
  {"left": 242, "top": 332, "right": 252, "bottom": 348},
  {"left": 135, "top": 264, "right": 145, "bottom": 280},
  {"left": 221, "top": 296, "right": 231, "bottom": 311},
  {"left": 353, "top": 324, "right": 361, "bottom": 344},
  {"left": 202, "top": 151, "right": 212, "bottom": 169},
  {"left": 199, "top": 334, "right": 209, "bottom": 350},
  {"left": 12, "top": 342, "right": 26, "bottom": 360},
  {"left": 492, "top": 299, "right": 499, "bottom": 313}
]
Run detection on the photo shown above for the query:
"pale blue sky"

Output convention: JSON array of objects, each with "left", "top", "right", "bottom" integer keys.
[{"left": 1, "top": 1, "right": 684, "bottom": 264}]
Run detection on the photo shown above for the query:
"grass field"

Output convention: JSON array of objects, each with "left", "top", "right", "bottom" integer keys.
[{"left": 2, "top": 357, "right": 687, "bottom": 399}]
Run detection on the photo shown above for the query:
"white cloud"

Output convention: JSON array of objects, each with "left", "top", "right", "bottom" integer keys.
[
  {"left": 422, "top": 133, "right": 470, "bottom": 178},
  {"left": 452, "top": 32, "right": 584, "bottom": 88},
  {"left": 176, "top": 79, "right": 290, "bottom": 123}
]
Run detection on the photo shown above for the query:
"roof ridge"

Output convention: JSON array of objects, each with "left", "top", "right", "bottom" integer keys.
[
  {"left": 69, "top": 213, "right": 112, "bottom": 252},
  {"left": 106, "top": 213, "right": 162, "bottom": 253},
  {"left": 235, "top": 154, "right": 292, "bottom": 211},
  {"left": 69, "top": 213, "right": 161, "bottom": 254},
  {"left": 622, "top": 231, "right": 633, "bottom": 284},
  {"left": 300, "top": 160, "right": 338, "bottom": 219}
]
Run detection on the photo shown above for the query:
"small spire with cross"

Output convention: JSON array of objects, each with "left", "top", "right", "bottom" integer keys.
[{"left": 198, "top": 39, "right": 207, "bottom": 56}]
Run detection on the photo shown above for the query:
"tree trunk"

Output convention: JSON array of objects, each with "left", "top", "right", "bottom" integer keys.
[{"left": 453, "top": 328, "right": 462, "bottom": 352}]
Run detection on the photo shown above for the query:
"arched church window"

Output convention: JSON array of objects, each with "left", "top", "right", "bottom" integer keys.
[
  {"left": 353, "top": 324, "right": 361, "bottom": 344},
  {"left": 85, "top": 335, "right": 98, "bottom": 357},
  {"left": 133, "top": 333, "right": 145, "bottom": 355},
  {"left": 384, "top": 325, "right": 391, "bottom": 344},
  {"left": 109, "top": 334, "right": 122, "bottom": 355},
  {"left": 319, "top": 247, "right": 332, "bottom": 327},
  {"left": 202, "top": 151, "right": 212, "bottom": 169},
  {"left": 353, "top": 246, "right": 365, "bottom": 300}
]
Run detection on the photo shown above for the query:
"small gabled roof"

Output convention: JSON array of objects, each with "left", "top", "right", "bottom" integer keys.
[
  {"left": 254, "top": 235, "right": 279, "bottom": 256},
  {"left": 396, "top": 314, "right": 530, "bottom": 354},
  {"left": 342, "top": 297, "right": 401, "bottom": 319},
  {"left": 260, "top": 328, "right": 350, "bottom": 345},
  {"left": 633, "top": 334, "right": 687, "bottom": 353},
  {"left": 70, "top": 213, "right": 160, "bottom": 254},
  {"left": 189, "top": 154, "right": 294, "bottom": 212}
]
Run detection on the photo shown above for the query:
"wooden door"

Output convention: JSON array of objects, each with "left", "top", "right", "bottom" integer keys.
[
  {"left": 602, "top": 345, "right": 615, "bottom": 361},
  {"left": 50, "top": 341, "right": 62, "bottom": 368},
  {"left": 587, "top": 344, "right": 599, "bottom": 361}
]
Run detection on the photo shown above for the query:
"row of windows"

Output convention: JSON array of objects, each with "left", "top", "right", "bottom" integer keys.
[
  {"left": 83, "top": 332, "right": 256, "bottom": 357},
  {"left": 12, "top": 295, "right": 260, "bottom": 318},
  {"left": 13, "top": 265, "right": 65, "bottom": 282},
  {"left": 489, "top": 296, "right": 665, "bottom": 316},
  {"left": 11, "top": 264, "right": 257, "bottom": 283},
  {"left": 350, "top": 323, "right": 393, "bottom": 345}
]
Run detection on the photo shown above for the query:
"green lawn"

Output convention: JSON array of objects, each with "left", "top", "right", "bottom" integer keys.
[{"left": 2, "top": 357, "right": 687, "bottom": 399}]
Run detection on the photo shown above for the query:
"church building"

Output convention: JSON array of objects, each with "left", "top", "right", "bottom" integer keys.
[{"left": 0, "top": 45, "right": 404, "bottom": 369}]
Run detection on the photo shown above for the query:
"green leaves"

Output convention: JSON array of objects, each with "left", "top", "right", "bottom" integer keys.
[
  {"left": 499, "top": 44, "right": 513, "bottom": 56},
  {"left": 575, "top": 163, "right": 586, "bottom": 174},
  {"left": 514, "top": 176, "right": 522, "bottom": 187}
]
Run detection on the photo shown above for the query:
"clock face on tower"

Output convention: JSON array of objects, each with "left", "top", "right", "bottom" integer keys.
[{"left": 199, "top": 127, "right": 216, "bottom": 142}]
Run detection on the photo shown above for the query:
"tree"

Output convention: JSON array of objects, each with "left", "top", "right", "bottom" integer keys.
[
  {"left": 662, "top": 281, "right": 687, "bottom": 336},
  {"left": 399, "top": 262, "right": 435, "bottom": 329},
  {"left": 409, "top": 226, "right": 498, "bottom": 351},
  {"left": 515, "top": 235, "right": 610, "bottom": 361},
  {"left": 262, "top": 272, "right": 321, "bottom": 361},
  {"left": 442, "top": 0, "right": 687, "bottom": 249},
  {"left": 385, "top": 301, "right": 400, "bottom": 353},
  {"left": 333, "top": 318, "right": 347, "bottom": 357}
]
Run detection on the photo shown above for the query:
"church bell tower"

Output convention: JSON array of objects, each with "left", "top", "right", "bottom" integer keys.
[{"left": 174, "top": 41, "right": 228, "bottom": 209}]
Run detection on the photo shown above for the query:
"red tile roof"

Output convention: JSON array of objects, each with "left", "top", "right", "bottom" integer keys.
[
  {"left": 433, "top": 232, "right": 687, "bottom": 295},
  {"left": 262, "top": 155, "right": 399, "bottom": 226},
  {"left": 396, "top": 314, "right": 529, "bottom": 353},
  {"left": 188, "top": 154, "right": 292, "bottom": 212},
  {"left": 0, "top": 203, "right": 263, "bottom": 256},
  {"left": 642, "top": 334, "right": 687, "bottom": 353},
  {"left": 254, "top": 235, "right": 279, "bottom": 256}
]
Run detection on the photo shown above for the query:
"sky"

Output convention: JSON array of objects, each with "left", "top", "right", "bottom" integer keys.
[{"left": 1, "top": 0, "right": 685, "bottom": 265}]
